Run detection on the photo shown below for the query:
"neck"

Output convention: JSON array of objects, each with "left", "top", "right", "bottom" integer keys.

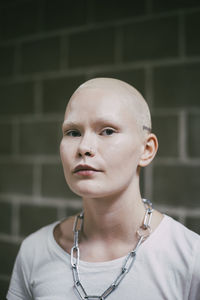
[{"left": 82, "top": 187, "right": 145, "bottom": 244}]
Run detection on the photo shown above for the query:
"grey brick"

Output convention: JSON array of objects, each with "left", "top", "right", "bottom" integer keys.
[
  {"left": 154, "top": 165, "right": 200, "bottom": 207},
  {"left": 187, "top": 114, "right": 200, "bottom": 157},
  {"left": 0, "top": 123, "right": 12, "bottom": 154},
  {"left": 93, "top": 0, "right": 145, "bottom": 22},
  {"left": 0, "top": 1, "right": 38, "bottom": 40},
  {"left": 69, "top": 28, "right": 115, "bottom": 68},
  {"left": 152, "top": 0, "right": 200, "bottom": 12},
  {"left": 0, "top": 46, "right": 14, "bottom": 77},
  {"left": 185, "top": 216, "right": 200, "bottom": 234},
  {"left": 43, "top": 76, "right": 85, "bottom": 113},
  {"left": 19, "top": 121, "right": 60, "bottom": 155},
  {"left": 41, "top": 164, "right": 77, "bottom": 198},
  {"left": 122, "top": 16, "right": 178, "bottom": 62},
  {"left": 93, "top": 69, "right": 145, "bottom": 96},
  {"left": 0, "top": 163, "right": 33, "bottom": 195},
  {"left": 152, "top": 115, "right": 178, "bottom": 157},
  {"left": 44, "top": 0, "right": 87, "bottom": 30},
  {"left": 0, "top": 201, "right": 12, "bottom": 234},
  {"left": 0, "top": 82, "right": 34, "bottom": 115},
  {"left": 154, "top": 63, "right": 200, "bottom": 108},
  {"left": 19, "top": 204, "right": 57, "bottom": 236},
  {"left": 0, "top": 278, "right": 10, "bottom": 300},
  {"left": 186, "top": 11, "right": 200, "bottom": 56},
  {"left": 0, "top": 241, "right": 19, "bottom": 275},
  {"left": 21, "top": 37, "right": 60, "bottom": 74}
]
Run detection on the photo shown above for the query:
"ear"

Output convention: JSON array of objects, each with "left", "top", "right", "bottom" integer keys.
[{"left": 139, "top": 133, "right": 158, "bottom": 167}]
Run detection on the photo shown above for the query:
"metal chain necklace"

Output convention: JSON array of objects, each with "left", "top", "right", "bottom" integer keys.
[{"left": 70, "top": 199, "right": 153, "bottom": 300}]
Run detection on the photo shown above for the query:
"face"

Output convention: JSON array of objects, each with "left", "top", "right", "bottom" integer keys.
[{"left": 60, "top": 87, "right": 145, "bottom": 199}]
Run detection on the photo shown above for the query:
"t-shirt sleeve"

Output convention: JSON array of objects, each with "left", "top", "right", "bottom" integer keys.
[
  {"left": 6, "top": 242, "right": 33, "bottom": 300},
  {"left": 188, "top": 237, "right": 200, "bottom": 300}
]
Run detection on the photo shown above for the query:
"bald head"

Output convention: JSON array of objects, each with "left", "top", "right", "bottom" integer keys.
[{"left": 67, "top": 77, "right": 152, "bottom": 139}]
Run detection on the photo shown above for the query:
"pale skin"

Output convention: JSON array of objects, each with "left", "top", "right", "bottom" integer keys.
[{"left": 54, "top": 78, "right": 163, "bottom": 262}]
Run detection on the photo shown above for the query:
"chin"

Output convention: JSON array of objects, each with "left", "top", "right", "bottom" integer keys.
[
  {"left": 68, "top": 181, "right": 128, "bottom": 200},
  {"left": 73, "top": 189, "right": 105, "bottom": 199},
  {"left": 67, "top": 181, "right": 110, "bottom": 199}
]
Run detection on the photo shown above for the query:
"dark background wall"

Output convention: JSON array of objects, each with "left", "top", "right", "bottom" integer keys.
[{"left": 0, "top": 0, "right": 200, "bottom": 298}]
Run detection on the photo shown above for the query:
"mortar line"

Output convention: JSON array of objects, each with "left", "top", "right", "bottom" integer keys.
[
  {"left": 34, "top": 80, "right": 43, "bottom": 114},
  {"left": 144, "top": 66, "right": 153, "bottom": 110},
  {"left": 11, "top": 118, "right": 20, "bottom": 155},
  {"left": 179, "top": 110, "right": 187, "bottom": 160},
  {"left": 37, "top": 0, "right": 45, "bottom": 32},
  {"left": 114, "top": 26, "right": 123, "bottom": 64},
  {"left": 178, "top": 11, "right": 186, "bottom": 59},
  {"left": 11, "top": 199, "right": 20, "bottom": 237},
  {"left": 86, "top": 0, "right": 95, "bottom": 25},
  {"left": 1, "top": 56, "right": 200, "bottom": 84},
  {"left": 145, "top": 0, "right": 153, "bottom": 14},
  {"left": 1, "top": 7, "right": 200, "bottom": 46},
  {"left": 60, "top": 34, "right": 69, "bottom": 70},
  {"left": 13, "top": 42, "right": 21, "bottom": 77},
  {"left": 33, "top": 163, "right": 42, "bottom": 198}
]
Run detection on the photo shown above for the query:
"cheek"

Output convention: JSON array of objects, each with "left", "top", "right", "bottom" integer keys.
[
  {"left": 103, "top": 138, "right": 142, "bottom": 167},
  {"left": 60, "top": 140, "right": 65, "bottom": 162},
  {"left": 60, "top": 140, "right": 72, "bottom": 168},
  {"left": 60, "top": 141, "right": 75, "bottom": 188}
]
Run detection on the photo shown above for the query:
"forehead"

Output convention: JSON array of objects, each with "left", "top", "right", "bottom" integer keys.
[{"left": 64, "top": 87, "right": 136, "bottom": 124}]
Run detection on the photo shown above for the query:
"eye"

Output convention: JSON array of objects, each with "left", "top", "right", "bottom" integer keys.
[
  {"left": 65, "top": 130, "right": 81, "bottom": 137},
  {"left": 100, "top": 128, "right": 116, "bottom": 136}
]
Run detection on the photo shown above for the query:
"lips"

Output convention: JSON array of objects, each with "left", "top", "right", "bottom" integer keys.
[{"left": 73, "top": 164, "right": 100, "bottom": 173}]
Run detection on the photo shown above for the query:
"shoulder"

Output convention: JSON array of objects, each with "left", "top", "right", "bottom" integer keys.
[
  {"left": 151, "top": 216, "right": 200, "bottom": 272},
  {"left": 157, "top": 215, "right": 200, "bottom": 275},
  {"left": 22, "top": 221, "right": 57, "bottom": 246},
  {"left": 150, "top": 215, "right": 200, "bottom": 266},
  {"left": 143, "top": 215, "right": 200, "bottom": 298},
  {"left": 19, "top": 221, "right": 59, "bottom": 264},
  {"left": 163, "top": 215, "right": 200, "bottom": 245},
  {"left": 159, "top": 215, "right": 200, "bottom": 256},
  {"left": 19, "top": 217, "right": 75, "bottom": 264},
  {"left": 7, "top": 222, "right": 60, "bottom": 299}
]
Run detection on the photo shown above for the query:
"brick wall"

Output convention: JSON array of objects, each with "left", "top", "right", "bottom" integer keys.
[{"left": 1, "top": 0, "right": 200, "bottom": 297}]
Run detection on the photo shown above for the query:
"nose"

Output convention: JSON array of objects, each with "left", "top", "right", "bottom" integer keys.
[{"left": 77, "top": 133, "right": 96, "bottom": 158}]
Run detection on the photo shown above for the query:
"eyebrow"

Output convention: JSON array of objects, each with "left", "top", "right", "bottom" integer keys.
[
  {"left": 62, "top": 121, "right": 80, "bottom": 128},
  {"left": 143, "top": 125, "right": 151, "bottom": 132},
  {"left": 62, "top": 118, "right": 121, "bottom": 128},
  {"left": 63, "top": 121, "right": 151, "bottom": 133}
]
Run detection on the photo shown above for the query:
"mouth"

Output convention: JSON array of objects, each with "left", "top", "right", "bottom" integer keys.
[{"left": 73, "top": 164, "right": 101, "bottom": 174}]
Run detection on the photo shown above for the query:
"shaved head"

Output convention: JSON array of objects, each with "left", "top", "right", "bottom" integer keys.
[{"left": 67, "top": 77, "right": 152, "bottom": 139}]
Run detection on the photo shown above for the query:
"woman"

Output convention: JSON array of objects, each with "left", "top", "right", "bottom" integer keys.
[{"left": 7, "top": 78, "right": 200, "bottom": 299}]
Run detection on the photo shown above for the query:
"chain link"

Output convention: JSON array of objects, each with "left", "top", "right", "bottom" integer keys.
[{"left": 71, "top": 199, "right": 153, "bottom": 299}]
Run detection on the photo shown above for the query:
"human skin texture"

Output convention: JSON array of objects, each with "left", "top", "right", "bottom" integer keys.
[
  {"left": 57, "top": 78, "right": 160, "bottom": 262},
  {"left": 60, "top": 78, "right": 157, "bottom": 200}
]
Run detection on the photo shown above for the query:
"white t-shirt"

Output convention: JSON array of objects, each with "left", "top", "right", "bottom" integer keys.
[{"left": 7, "top": 215, "right": 200, "bottom": 300}]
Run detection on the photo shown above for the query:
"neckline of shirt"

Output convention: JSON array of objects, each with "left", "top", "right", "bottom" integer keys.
[{"left": 48, "top": 214, "right": 169, "bottom": 269}]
